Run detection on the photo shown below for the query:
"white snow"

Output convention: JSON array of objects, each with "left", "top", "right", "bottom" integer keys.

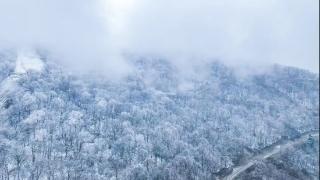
[
  {"left": 1, "top": 49, "right": 44, "bottom": 108},
  {"left": 0, "top": 74, "right": 20, "bottom": 107},
  {"left": 15, "top": 49, "right": 44, "bottom": 74}
]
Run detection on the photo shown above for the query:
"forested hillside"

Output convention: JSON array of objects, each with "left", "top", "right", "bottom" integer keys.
[
  {"left": 236, "top": 136, "right": 319, "bottom": 180},
  {"left": 0, "top": 52, "right": 319, "bottom": 180}
]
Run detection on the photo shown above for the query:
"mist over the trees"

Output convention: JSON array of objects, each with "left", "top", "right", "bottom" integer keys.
[
  {"left": 0, "top": 0, "right": 318, "bottom": 76},
  {"left": 0, "top": 1, "right": 319, "bottom": 179}
]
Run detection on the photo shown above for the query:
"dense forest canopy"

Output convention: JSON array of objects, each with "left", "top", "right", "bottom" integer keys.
[{"left": 0, "top": 51, "right": 319, "bottom": 180}]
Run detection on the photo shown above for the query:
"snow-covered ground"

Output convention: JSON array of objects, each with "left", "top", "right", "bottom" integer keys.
[
  {"left": 15, "top": 49, "right": 44, "bottom": 74},
  {"left": 223, "top": 131, "right": 319, "bottom": 180},
  {"left": 0, "top": 49, "right": 44, "bottom": 107}
]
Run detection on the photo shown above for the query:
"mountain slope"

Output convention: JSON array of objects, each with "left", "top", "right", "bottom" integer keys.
[{"left": 0, "top": 52, "right": 319, "bottom": 180}]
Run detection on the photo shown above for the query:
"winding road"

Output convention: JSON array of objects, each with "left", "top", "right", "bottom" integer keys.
[{"left": 223, "top": 131, "right": 319, "bottom": 180}]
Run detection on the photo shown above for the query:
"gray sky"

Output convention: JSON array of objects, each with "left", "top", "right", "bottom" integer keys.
[{"left": 0, "top": 0, "right": 318, "bottom": 75}]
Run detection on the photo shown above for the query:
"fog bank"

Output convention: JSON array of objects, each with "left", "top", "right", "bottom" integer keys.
[{"left": 0, "top": 0, "right": 318, "bottom": 77}]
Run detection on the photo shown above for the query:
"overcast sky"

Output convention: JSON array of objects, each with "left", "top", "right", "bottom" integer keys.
[{"left": 0, "top": 0, "right": 318, "bottom": 75}]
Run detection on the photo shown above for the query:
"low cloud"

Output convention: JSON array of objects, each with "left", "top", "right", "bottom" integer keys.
[
  {"left": 122, "top": 0, "right": 319, "bottom": 72},
  {"left": 0, "top": 0, "right": 131, "bottom": 78},
  {"left": 0, "top": 0, "right": 318, "bottom": 77}
]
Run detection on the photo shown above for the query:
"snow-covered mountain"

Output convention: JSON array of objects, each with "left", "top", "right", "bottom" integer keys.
[
  {"left": 0, "top": 50, "right": 44, "bottom": 108},
  {"left": 15, "top": 50, "right": 44, "bottom": 74},
  {"left": 0, "top": 51, "right": 319, "bottom": 180}
]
